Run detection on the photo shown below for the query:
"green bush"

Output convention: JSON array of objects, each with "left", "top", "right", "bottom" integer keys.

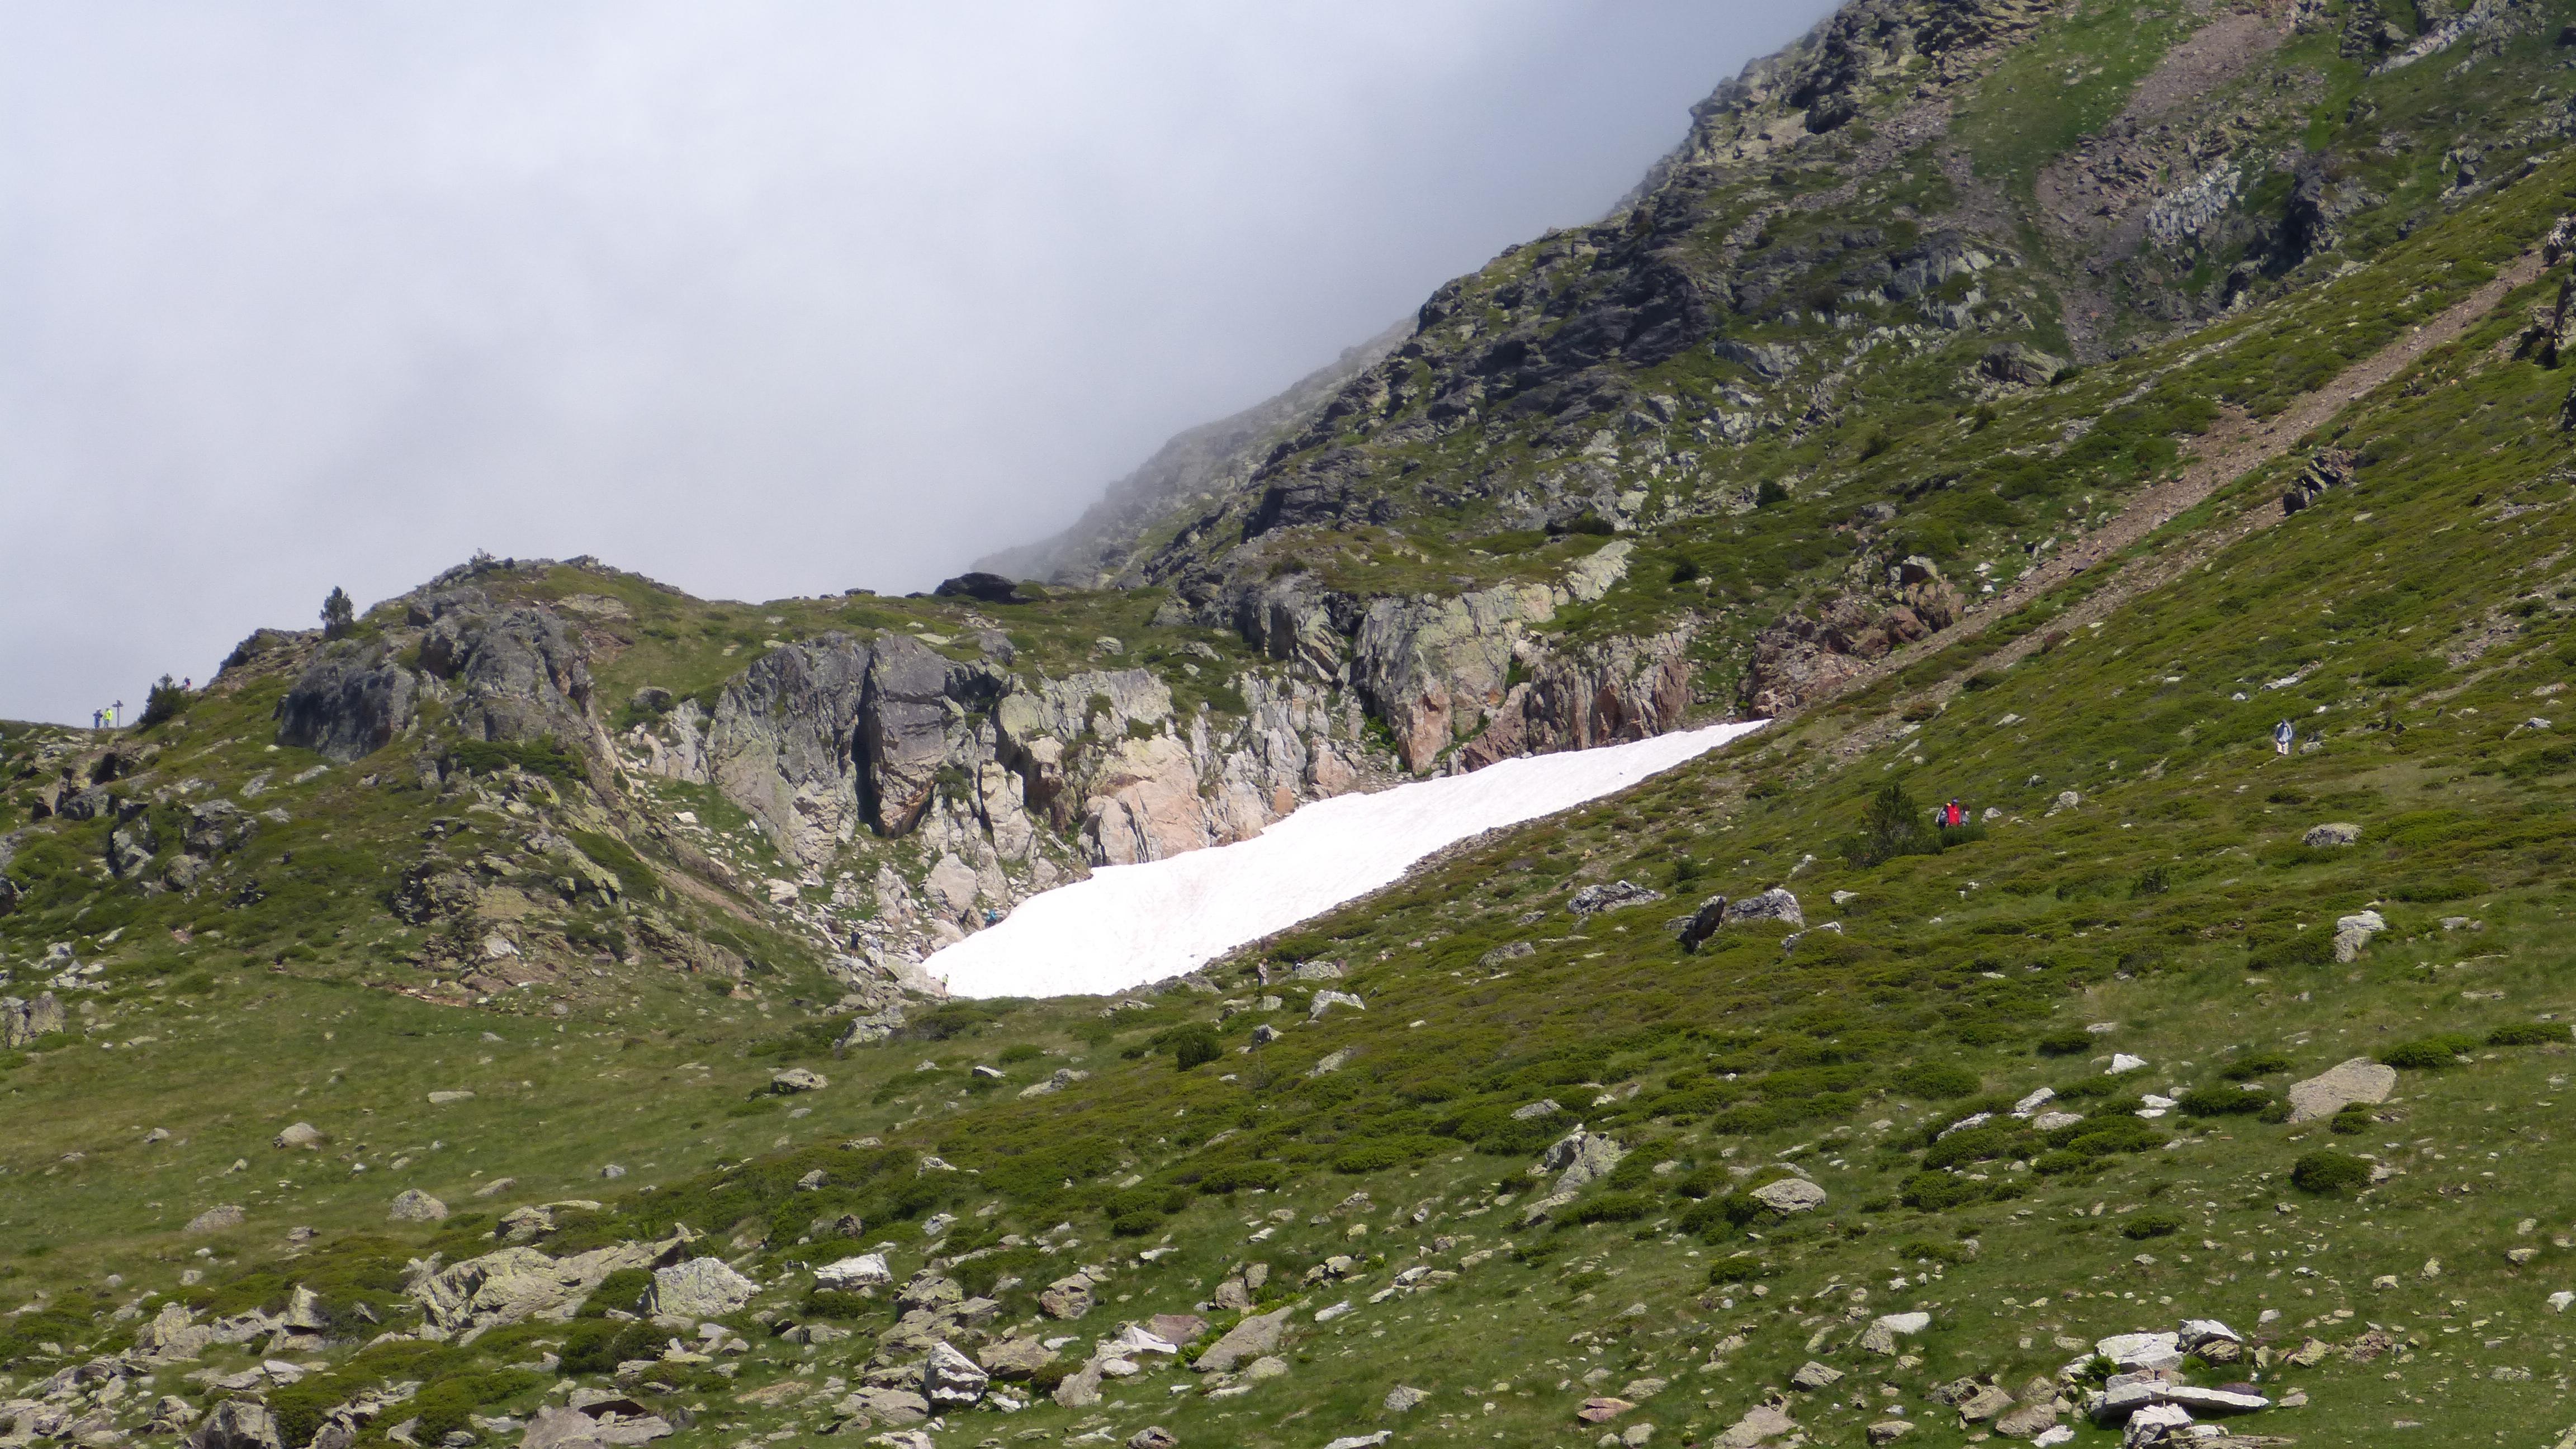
[
  {"left": 2329, "top": 1103, "right": 2374, "bottom": 1134},
  {"left": 998, "top": 1043, "right": 1044, "bottom": 1064},
  {"left": 2380, "top": 1035, "right": 2480, "bottom": 1070},
  {"left": 802, "top": 1289, "right": 877, "bottom": 1322},
  {"left": 2219, "top": 1051, "right": 2294, "bottom": 1081},
  {"left": 1171, "top": 1025, "right": 1223, "bottom": 1072},
  {"left": 409, "top": 1370, "right": 545, "bottom": 1442},
  {"left": 1899, "top": 1171, "right": 1996, "bottom": 1212},
  {"left": 1332, "top": 1136, "right": 1440, "bottom": 1174},
  {"left": 1921, "top": 1125, "right": 2016, "bottom": 1171},
  {"left": 448, "top": 736, "right": 582, "bottom": 782},
  {"left": 1844, "top": 783, "right": 1944, "bottom": 868},
  {"left": 1706, "top": 1256, "right": 1769, "bottom": 1284},
  {"left": 2120, "top": 1210, "right": 2185, "bottom": 1240},
  {"left": 2036, "top": 1030, "right": 2094, "bottom": 1058},
  {"left": 2290, "top": 1150, "right": 2372, "bottom": 1195},
  {"left": 1893, "top": 1062, "right": 1982, "bottom": 1100},
  {"left": 2488, "top": 1022, "right": 2564, "bottom": 1046},
  {"left": 1570, "top": 1191, "right": 1660, "bottom": 1224},
  {"left": 2176, "top": 1086, "right": 2269, "bottom": 1117},
  {"left": 576, "top": 1268, "right": 654, "bottom": 1318},
  {"left": 139, "top": 675, "right": 191, "bottom": 730},
  {"left": 1196, "top": 1161, "right": 1286, "bottom": 1195}
]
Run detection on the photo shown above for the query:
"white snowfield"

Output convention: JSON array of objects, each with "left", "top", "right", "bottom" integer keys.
[{"left": 929, "top": 719, "right": 1768, "bottom": 999}]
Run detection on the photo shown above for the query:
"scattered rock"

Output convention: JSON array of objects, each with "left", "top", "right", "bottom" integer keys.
[
  {"left": 1125, "top": 1429, "right": 1178, "bottom": 1449},
  {"left": 813, "top": 1253, "right": 890, "bottom": 1290},
  {"left": 1309, "top": 990, "right": 1365, "bottom": 1021},
  {"left": 1192, "top": 1305, "right": 1293, "bottom": 1372},
  {"left": 2285, "top": 1057, "right": 2397, "bottom": 1124},
  {"left": 1866, "top": 1422, "right": 1916, "bottom": 1445},
  {"left": 1039, "top": 1273, "right": 1096, "bottom": 1320},
  {"left": 2302, "top": 822, "right": 2360, "bottom": 847},
  {"left": 1537, "top": 1125, "right": 1626, "bottom": 1190},
  {"left": 770, "top": 1067, "right": 828, "bottom": 1094},
  {"left": 1789, "top": 1361, "right": 1844, "bottom": 1390},
  {"left": 1994, "top": 1401, "right": 2059, "bottom": 1439},
  {"left": 2107, "top": 1054, "right": 2147, "bottom": 1075},
  {"left": 427, "top": 1090, "right": 475, "bottom": 1105},
  {"left": 977, "top": 1337, "right": 1057, "bottom": 1380},
  {"left": 2331, "top": 909, "right": 2386, "bottom": 962},
  {"left": 1858, "top": 1311, "right": 1930, "bottom": 1356},
  {"left": 1576, "top": 1398, "right": 1636, "bottom": 1423},
  {"left": 1570, "top": 880, "right": 1664, "bottom": 916},
  {"left": 1384, "top": 1386, "right": 1428, "bottom": 1413},
  {"left": 273, "top": 1123, "right": 325, "bottom": 1151},
  {"left": 922, "top": 1340, "right": 989, "bottom": 1409},
  {"left": 186, "top": 1401, "right": 284, "bottom": 1449},
  {"left": 1714, "top": 1398, "right": 1797, "bottom": 1448},
  {"left": 1957, "top": 1383, "right": 2016, "bottom": 1422},
  {"left": 185, "top": 1205, "right": 246, "bottom": 1234},
  {"left": 1748, "top": 1177, "right": 1827, "bottom": 1214},
  {"left": 387, "top": 1190, "right": 448, "bottom": 1223},
  {"left": 1512, "top": 1098, "right": 1563, "bottom": 1121}
]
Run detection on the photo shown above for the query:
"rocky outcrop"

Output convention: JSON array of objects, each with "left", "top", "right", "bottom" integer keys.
[
  {"left": 418, "top": 605, "right": 598, "bottom": 749},
  {"left": 409, "top": 1235, "right": 685, "bottom": 1341},
  {"left": 274, "top": 643, "right": 418, "bottom": 763},
  {"left": 1744, "top": 559, "right": 1963, "bottom": 715},
  {"left": 707, "top": 636, "right": 874, "bottom": 867},
  {"left": 1460, "top": 628, "right": 1694, "bottom": 771}
]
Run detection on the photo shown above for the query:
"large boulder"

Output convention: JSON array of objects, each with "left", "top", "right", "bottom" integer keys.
[
  {"left": 1192, "top": 1305, "right": 1294, "bottom": 1372},
  {"left": 922, "top": 1340, "right": 989, "bottom": 1409},
  {"left": 1537, "top": 1126, "right": 1625, "bottom": 1191},
  {"left": 645, "top": 1257, "right": 759, "bottom": 1319},
  {"left": 1, "top": 992, "right": 66, "bottom": 1048},
  {"left": 388, "top": 1190, "right": 448, "bottom": 1223},
  {"left": 2285, "top": 1057, "right": 2398, "bottom": 1124}
]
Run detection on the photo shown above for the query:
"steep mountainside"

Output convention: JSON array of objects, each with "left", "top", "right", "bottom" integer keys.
[{"left": 12, "top": 3, "right": 2576, "bottom": 1449}]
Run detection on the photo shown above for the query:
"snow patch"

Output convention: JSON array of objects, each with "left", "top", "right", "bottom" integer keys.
[{"left": 929, "top": 719, "right": 1768, "bottom": 998}]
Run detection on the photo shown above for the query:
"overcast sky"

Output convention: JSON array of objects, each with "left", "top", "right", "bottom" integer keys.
[{"left": 0, "top": 1, "right": 1831, "bottom": 726}]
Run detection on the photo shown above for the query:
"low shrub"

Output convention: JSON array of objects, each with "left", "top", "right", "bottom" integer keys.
[
  {"left": 2036, "top": 1030, "right": 2095, "bottom": 1058},
  {"left": 2328, "top": 1103, "right": 2374, "bottom": 1134},
  {"left": 2176, "top": 1086, "right": 2269, "bottom": 1117},
  {"left": 2380, "top": 1035, "right": 2480, "bottom": 1070},
  {"left": 2219, "top": 1051, "right": 2295, "bottom": 1081},
  {"left": 2289, "top": 1150, "right": 2372, "bottom": 1194},
  {"left": 1570, "top": 1191, "right": 1660, "bottom": 1224},
  {"left": 2488, "top": 1022, "right": 2565, "bottom": 1046},
  {"left": 1893, "top": 1062, "right": 1982, "bottom": 1100},
  {"left": 2120, "top": 1210, "right": 2185, "bottom": 1240}
]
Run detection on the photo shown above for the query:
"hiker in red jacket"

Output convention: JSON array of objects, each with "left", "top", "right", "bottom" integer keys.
[{"left": 1943, "top": 798, "right": 1966, "bottom": 828}]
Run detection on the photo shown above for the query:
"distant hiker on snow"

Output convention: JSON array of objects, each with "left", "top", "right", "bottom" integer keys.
[{"left": 2275, "top": 719, "right": 2295, "bottom": 756}]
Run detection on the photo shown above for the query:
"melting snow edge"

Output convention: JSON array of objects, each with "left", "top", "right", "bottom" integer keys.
[{"left": 927, "top": 718, "right": 1768, "bottom": 1000}]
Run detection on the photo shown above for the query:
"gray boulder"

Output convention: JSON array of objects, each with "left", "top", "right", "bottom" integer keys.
[
  {"left": 1748, "top": 1177, "right": 1827, "bottom": 1214},
  {"left": 2302, "top": 822, "right": 2360, "bottom": 847},
  {"left": 2286, "top": 1057, "right": 2398, "bottom": 1124},
  {"left": 1538, "top": 1126, "right": 1625, "bottom": 1190},
  {"left": 922, "top": 1340, "right": 989, "bottom": 1408},
  {"left": 184, "top": 1205, "right": 247, "bottom": 1234},
  {"left": 1, "top": 992, "right": 66, "bottom": 1048},
  {"left": 645, "top": 1257, "right": 758, "bottom": 1319},
  {"left": 186, "top": 1401, "right": 283, "bottom": 1449},
  {"left": 1192, "top": 1305, "right": 1294, "bottom": 1372},
  {"left": 183, "top": 801, "right": 258, "bottom": 857},
  {"left": 1726, "top": 888, "right": 1804, "bottom": 927},
  {"left": 388, "top": 1190, "right": 448, "bottom": 1223}
]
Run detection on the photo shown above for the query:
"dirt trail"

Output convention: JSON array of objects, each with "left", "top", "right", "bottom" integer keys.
[{"left": 1805, "top": 247, "right": 2547, "bottom": 759}]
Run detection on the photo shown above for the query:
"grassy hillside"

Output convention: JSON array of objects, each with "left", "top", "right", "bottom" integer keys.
[{"left": 12, "top": 3, "right": 2576, "bottom": 1448}]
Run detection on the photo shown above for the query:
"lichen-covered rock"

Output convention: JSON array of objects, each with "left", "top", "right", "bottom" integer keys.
[{"left": 646, "top": 1257, "right": 758, "bottom": 1319}]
